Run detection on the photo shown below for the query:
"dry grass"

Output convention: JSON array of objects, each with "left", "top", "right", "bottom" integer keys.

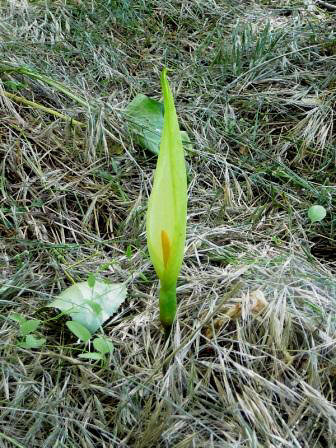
[{"left": 0, "top": 0, "right": 336, "bottom": 447}]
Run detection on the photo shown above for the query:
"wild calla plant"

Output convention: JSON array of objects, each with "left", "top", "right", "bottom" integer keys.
[{"left": 146, "top": 68, "right": 187, "bottom": 334}]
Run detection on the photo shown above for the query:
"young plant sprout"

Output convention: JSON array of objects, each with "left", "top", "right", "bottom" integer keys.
[{"left": 146, "top": 68, "right": 187, "bottom": 336}]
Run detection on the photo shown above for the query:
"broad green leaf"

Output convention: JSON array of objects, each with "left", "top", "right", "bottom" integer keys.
[
  {"left": 48, "top": 280, "right": 127, "bottom": 333},
  {"left": 93, "top": 337, "right": 114, "bottom": 355},
  {"left": 125, "top": 93, "right": 191, "bottom": 155},
  {"left": 308, "top": 205, "right": 326, "bottom": 223},
  {"left": 87, "top": 273, "right": 96, "bottom": 288},
  {"left": 125, "top": 94, "right": 164, "bottom": 154},
  {"left": 78, "top": 352, "right": 104, "bottom": 361},
  {"left": 66, "top": 321, "right": 91, "bottom": 342},
  {"left": 20, "top": 319, "right": 41, "bottom": 337}
]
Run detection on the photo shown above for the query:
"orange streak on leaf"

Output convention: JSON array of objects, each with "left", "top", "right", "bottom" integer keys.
[{"left": 161, "top": 230, "right": 171, "bottom": 269}]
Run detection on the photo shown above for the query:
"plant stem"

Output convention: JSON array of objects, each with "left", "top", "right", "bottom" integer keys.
[
  {"left": 4, "top": 91, "right": 85, "bottom": 127},
  {"left": 159, "top": 283, "right": 177, "bottom": 333}
]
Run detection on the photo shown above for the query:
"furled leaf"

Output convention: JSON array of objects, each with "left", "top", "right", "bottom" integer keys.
[
  {"left": 48, "top": 280, "right": 127, "bottom": 333},
  {"left": 125, "top": 93, "right": 191, "bottom": 155},
  {"left": 146, "top": 68, "right": 188, "bottom": 330},
  {"left": 146, "top": 68, "right": 187, "bottom": 286}
]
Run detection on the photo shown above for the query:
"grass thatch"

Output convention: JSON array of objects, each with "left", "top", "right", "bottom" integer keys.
[{"left": 0, "top": 0, "right": 336, "bottom": 446}]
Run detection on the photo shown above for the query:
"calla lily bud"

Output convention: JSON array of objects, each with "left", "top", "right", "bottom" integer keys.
[{"left": 146, "top": 68, "right": 187, "bottom": 331}]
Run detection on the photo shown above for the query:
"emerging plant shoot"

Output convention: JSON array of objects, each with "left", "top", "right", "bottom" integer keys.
[{"left": 146, "top": 68, "right": 187, "bottom": 335}]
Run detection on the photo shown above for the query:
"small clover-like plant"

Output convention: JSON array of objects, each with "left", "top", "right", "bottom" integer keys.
[
  {"left": 10, "top": 313, "right": 46, "bottom": 349},
  {"left": 78, "top": 336, "right": 114, "bottom": 365},
  {"left": 48, "top": 274, "right": 127, "bottom": 335},
  {"left": 47, "top": 274, "right": 122, "bottom": 362}
]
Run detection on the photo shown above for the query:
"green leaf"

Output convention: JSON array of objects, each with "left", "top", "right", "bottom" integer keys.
[
  {"left": 125, "top": 94, "right": 164, "bottom": 155},
  {"left": 48, "top": 281, "right": 127, "bottom": 333},
  {"left": 85, "top": 300, "right": 102, "bottom": 315},
  {"left": 146, "top": 68, "right": 187, "bottom": 285},
  {"left": 66, "top": 321, "right": 91, "bottom": 342},
  {"left": 139, "top": 272, "right": 149, "bottom": 283},
  {"left": 25, "top": 334, "right": 46, "bottom": 348},
  {"left": 20, "top": 319, "right": 41, "bottom": 337},
  {"left": 180, "top": 131, "right": 192, "bottom": 152},
  {"left": 9, "top": 313, "right": 26, "bottom": 324},
  {"left": 78, "top": 352, "right": 104, "bottom": 361},
  {"left": 17, "top": 342, "right": 28, "bottom": 349},
  {"left": 125, "top": 93, "right": 192, "bottom": 155},
  {"left": 93, "top": 337, "right": 114, "bottom": 355},
  {"left": 17, "top": 335, "right": 46, "bottom": 349},
  {"left": 87, "top": 273, "right": 96, "bottom": 288},
  {"left": 3, "top": 80, "right": 26, "bottom": 92},
  {"left": 308, "top": 205, "right": 326, "bottom": 223},
  {"left": 146, "top": 68, "right": 188, "bottom": 330},
  {"left": 126, "top": 244, "right": 132, "bottom": 259}
]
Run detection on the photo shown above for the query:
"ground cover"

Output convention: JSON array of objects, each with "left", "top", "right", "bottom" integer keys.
[{"left": 0, "top": 1, "right": 335, "bottom": 446}]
